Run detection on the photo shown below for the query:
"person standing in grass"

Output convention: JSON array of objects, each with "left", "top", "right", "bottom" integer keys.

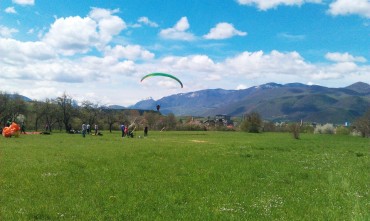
[
  {"left": 144, "top": 126, "right": 148, "bottom": 137},
  {"left": 21, "top": 122, "right": 26, "bottom": 134},
  {"left": 82, "top": 123, "right": 87, "bottom": 137},
  {"left": 87, "top": 124, "right": 90, "bottom": 134},
  {"left": 120, "top": 123, "right": 125, "bottom": 137},
  {"left": 94, "top": 124, "right": 98, "bottom": 135}
]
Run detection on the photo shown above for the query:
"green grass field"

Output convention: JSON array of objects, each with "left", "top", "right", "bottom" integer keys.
[{"left": 1, "top": 131, "right": 369, "bottom": 220}]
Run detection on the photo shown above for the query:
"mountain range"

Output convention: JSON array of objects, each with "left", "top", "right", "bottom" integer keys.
[{"left": 130, "top": 82, "right": 370, "bottom": 123}]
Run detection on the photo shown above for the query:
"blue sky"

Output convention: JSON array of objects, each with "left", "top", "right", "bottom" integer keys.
[{"left": 0, "top": 0, "right": 369, "bottom": 106}]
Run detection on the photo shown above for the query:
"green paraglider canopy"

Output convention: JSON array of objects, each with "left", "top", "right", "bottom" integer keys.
[{"left": 141, "top": 73, "right": 183, "bottom": 88}]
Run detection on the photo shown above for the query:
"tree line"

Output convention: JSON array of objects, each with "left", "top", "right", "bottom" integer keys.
[
  {"left": 1, "top": 91, "right": 369, "bottom": 137},
  {"left": 0, "top": 92, "right": 179, "bottom": 133}
]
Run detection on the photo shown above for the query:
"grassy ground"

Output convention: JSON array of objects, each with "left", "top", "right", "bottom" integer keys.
[{"left": 0, "top": 131, "right": 369, "bottom": 220}]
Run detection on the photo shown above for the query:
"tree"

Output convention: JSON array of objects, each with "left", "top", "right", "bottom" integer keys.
[
  {"left": 165, "top": 113, "right": 177, "bottom": 130},
  {"left": 42, "top": 99, "right": 60, "bottom": 132},
  {"left": 240, "top": 112, "right": 262, "bottom": 133},
  {"left": 8, "top": 94, "right": 27, "bottom": 121},
  {"left": 289, "top": 123, "right": 301, "bottom": 139},
  {"left": 80, "top": 100, "right": 101, "bottom": 126},
  {"left": 30, "top": 100, "right": 45, "bottom": 131},
  {"left": 56, "top": 93, "right": 76, "bottom": 132},
  {"left": 0, "top": 92, "right": 11, "bottom": 125},
  {"left": 103, "top": 108, "right": 119, "bottom": 133},
  {"left": 143, "top": 111, "right": 158, "bottom": 129},
  {"left": 354, "top": 109, "right": 370, "bottom": 138}
]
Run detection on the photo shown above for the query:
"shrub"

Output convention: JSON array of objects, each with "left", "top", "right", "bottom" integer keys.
[
  {"left": 335, "top": 126, "right": 350, "bottom": 135},
  {"left": 240, "top": 112, "right": 262, "bottom": 133},
  {"left": 289, "top": 123, "right": 301, "bottom": 139},
  {"left": 314, "top": 124, "right": 335, "bottom": 134},
  {"left": 353, "top": 109, "right": 370, "bottom": 138}
]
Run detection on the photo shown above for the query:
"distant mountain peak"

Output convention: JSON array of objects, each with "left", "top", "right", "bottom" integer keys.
[
  {"left": 345, "top": 82, "right": 370, "bottom": 94},
  {"left": 284, "top": 82, "right": 308, "bottom": 88},
  {"left": 255, "top": 82, "right": 282, "bottom": 89}
]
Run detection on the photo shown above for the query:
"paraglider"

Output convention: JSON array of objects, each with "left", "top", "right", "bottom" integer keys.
[
  {"left": 141, "top": 73, "right": 183, "bottom": 88},
  {"left": 2, "top": 122, "right": 21, "bottom": 138}
]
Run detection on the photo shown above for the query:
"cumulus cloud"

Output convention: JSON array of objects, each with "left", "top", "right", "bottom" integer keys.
[
  {"left": 42, "top": 8, "right": 126, "bottom": 55},
  {"left": 205, "top": 74, "right": 222, "bottom": 81},
  {"left": 328, "top": 0, "right": 370, "bottom": 18},
  {"left": 5, "top": 7, "right": 17, "bottom": 14},
  {"left": 237, "top": 0, "right": 322, "bottom": 10},
  {"left": 223, "top": 50, "right": 314, "bottom": 77},
  {"left": 0, "top": 26, "right": 18, "bottom": 38},
  {"left": 0, "top": 38, "right": 56, "bottom": 63},
  {"left": 204, "top": 23, "right": 247, "bottom": 40},
  {"left": 12, "top": 0, "right": 34, "bottom": 5},
  {"left": 89, "top": 8, "right": 126, "bottom": 47},
  {"left": 325, "top": 52, "right": 367, "bottom": 63},
  {"left": 155, "top": 50, "right": 369, "bottom": 86},
  {"left": 42, "top": 16, "right": 99, "bottom": 55},
  {"left": 159, "top": 17, "right": 196, "bottom": 41},
  {"left": 138, "top": 17, "right": 158, "bottom": 27},
  {"left": 104, "top": 45, "right": 155, "bottom": 60},
  {"left": 161, "top": 55, "right": 216, "bottom": 72}
]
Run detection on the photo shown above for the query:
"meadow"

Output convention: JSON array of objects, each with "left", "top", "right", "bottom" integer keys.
[{"left": 0, "top": 131, "right": 369, "bottom": 220}]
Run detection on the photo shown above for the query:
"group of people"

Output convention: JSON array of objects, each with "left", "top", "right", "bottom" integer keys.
[
  {"left": 120, "top": 123, "right": 148, "bottom": 139},
  {"left": 80, "top": 122, "right": 148, "bottom": 139},
  {"left": 81, "top": 123, "right": 99, "bottom": 137}
]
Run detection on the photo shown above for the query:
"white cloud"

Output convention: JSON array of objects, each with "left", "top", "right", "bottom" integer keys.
[
  {"left": 159, "top": 17, "right": 196, "bottom": 41},
  {"left": 0, "top": 38, "right": 56, "bottom": 63},
  {"left": 277, "top": 32, "right": 305, "bottom": 41},
  {"left": 328, "top": 0, "right": 370, "bottom": 18},
  {"left": 236, "top": 84, "right": 248, "bottom": 90},
  {"left": 325, "top": 52, "right": 367, "bottom": 63},
  {"left": 237, "top": 0, "right": 322, "bottom": 10},
  {"left": 0, "top": 26, "right": 18, "bottom": 37},
  {"left": 12, "top": 0, "right": 34, "bottom": 5},
  {"left": 42, "top": 16, "right": 99, "bottom": 55},
  {"left": 161, "top": 55, "right": 216, "bottom": 72},
  {"left": 104, "top": 45, "right": 155, "bottom": 60},
  {"left": 204, "top": 23, "right": 247, "bottom": 40},
  {"left": 138, "top": 17, "right": 158, "bottom": 27},
  {"left": 89, "top": 8, "right": 126, "bottom": 47},
  {"left": 5, "top": 7, "right": 17, "bottom": 14},
  {"left": 153, "top": 50, "right": 369, "bottom": 86},
  {"left": 222, "top": 50, "right": 313, "bottom": 78},
  {"left": 205, "top": 74, "right": 222, "bottom": 81},
  {"left": 42, "top": 8, "right": 126, "bottom": 56}
]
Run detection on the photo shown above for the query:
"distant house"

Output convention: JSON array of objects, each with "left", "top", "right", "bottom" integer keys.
[{"left": 203, "top": 114, "right": 233, "bottom": 127}]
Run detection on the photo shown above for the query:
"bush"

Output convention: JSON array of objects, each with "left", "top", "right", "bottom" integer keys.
[
  {"left": 336, "top": 126, "right": 350, "bottom": 135},
  {"left": 289, "top": 123, "right": 301, "bottom": 139},
  {"left": 314, "top": 124, "right": 335, "bottom": 134},
  {"left": 353, "top": 109, "right": 370, "bottom": 138},
  {"left": 240, "top": 112, "right": 262, "bottom": 133}
]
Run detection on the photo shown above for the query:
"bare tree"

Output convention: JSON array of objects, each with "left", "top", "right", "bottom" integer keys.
[
  {"left": 354, "top": 109, "right": 370, "bottom": 138},
  {"left": 56, "top": 92, "right": 76, "bottom": 132},
  {"left": 80, "top": 100, "right": 101, "bottom": 126},
  {"left": 102, "top": 108, "right": 119, "bottom": 133},
  {"left": 30, "top": 100, "right": 45, "bottom": 131},
  {"left": 240, "top": 112, "right": 262, "bottom": 133},
  {"left": 0, "top": 92, "right": 10, "bottom": 125}
]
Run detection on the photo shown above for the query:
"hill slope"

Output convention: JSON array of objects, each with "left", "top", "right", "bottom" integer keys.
[{"left": 131, "top": 82, "right": 370, "bottom": 123}]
